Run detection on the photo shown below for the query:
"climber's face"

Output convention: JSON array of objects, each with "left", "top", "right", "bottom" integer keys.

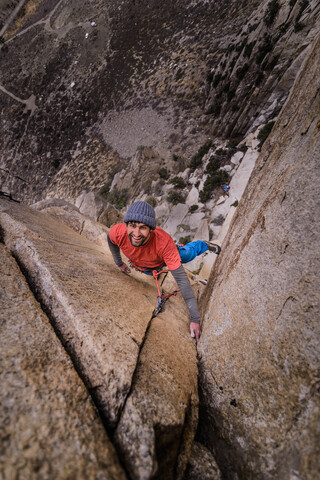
[{"left": 127, "top": 221, "right": 151, "bottom": 247}]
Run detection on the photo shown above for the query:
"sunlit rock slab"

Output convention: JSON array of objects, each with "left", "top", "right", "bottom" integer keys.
[
  {"left": 0, "top": 198, "right": 156, "bottom": 427},
  {"left": 0, "top": 243, "right": 127, "bottom": 480}
]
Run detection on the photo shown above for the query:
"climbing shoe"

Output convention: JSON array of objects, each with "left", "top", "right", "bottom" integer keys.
[{"left": 205, "top": 242, "right": 221, "bottom": 255}]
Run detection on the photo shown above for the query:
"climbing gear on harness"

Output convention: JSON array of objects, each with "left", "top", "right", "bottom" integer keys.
[
  {"left": 152, "top": 268, "right": 179, "bottom": 318},
  {"left": 127, "top": 262, "right": 202, "bottom": 318},
  {"left": 205, "top": 242, "right": 221, "bottom": 255},
  {"left": 128, "top": 260, "right": 165, "bottom": 275}
]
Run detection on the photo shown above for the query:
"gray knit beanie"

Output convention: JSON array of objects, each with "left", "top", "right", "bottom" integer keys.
[{"left": 124, "top": 201, "right": 156, "bottom": 230}]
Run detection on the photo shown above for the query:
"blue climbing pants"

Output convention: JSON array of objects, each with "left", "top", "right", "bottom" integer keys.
[{"left": 178, "top": 240, "right": 209, "bottom": 263}]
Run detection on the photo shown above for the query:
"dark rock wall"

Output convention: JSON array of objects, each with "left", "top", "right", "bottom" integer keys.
[{"left": 3, "top": 0, "right": 318, "bottom": 204}]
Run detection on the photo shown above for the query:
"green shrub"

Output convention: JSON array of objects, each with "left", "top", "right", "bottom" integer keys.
[
  {"left": 170, "top": 176, "right": 186, "bottom": 189},
  {"left": 172, "top": 154, "right": 179, "bottom": 161},
  {"left": 264, "top": 0, "right": 281, "bottom": 27},
  {"left": 179, "top": 235, "right": 191, "bottom": 245},
  {"left": 189, "top": 204, "right": 198, "bottom": 213},
  {"left": 154, "top": 179, "right": 165, "bottom": 195},
  {"left": 213, "top": 214, "right": 225, "bottom": 225},
  {"left": 167, "top": 190, "right": 185, "bottom": 205},
  {"left": 146, "top": 196, "right": 157, "bottom": 207},
  {"left": 199, "top": 171, "right": 230, "bottom": 203},
  {"left": 205, "top": 156, "right": 221, "bottom": 175},
  {"left": 0, "top": 36, "right": 5, "bottom": 44},
  {"left": 143, "top": 181, "right": 152, "bottom": 194},
  {"left": 107, "top": 188, "right": 128, "bottom": 209},
  {"left": 231, "top": 200, "right": 239, "bottom": 207},
  {"left": 190, "top": 141, "right": 212, "bottom": 171},
  {"left": 99, "top": 180, "right": 112, "bottom": 199},
  {"left": 238, "top": 144, "right": 248, "bottom": 152},
  {"left": 258, "top": 121, "right": 275, "bottom": 148},
  {"left": 215, "top": 148, "right": 227, "bottom": 156},
  {"left": 159, "top": 167, "right": 170, "bottom": 180}
]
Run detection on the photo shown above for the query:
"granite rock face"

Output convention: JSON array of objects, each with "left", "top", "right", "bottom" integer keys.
[
  {"left": 115, "top": 296, "right": 198, "bottom": 480},
  {"left": 0, "top": 243, "right": 126, "bottom": 480},
  {"left": 183, "top": 442, "right": 222, "bottom": 480},
  {"left": 0, "top": 198, "right": 198, "bottom": 479},
  {"left": 198, "top": 33, "right": 320, "bottom": 479}
]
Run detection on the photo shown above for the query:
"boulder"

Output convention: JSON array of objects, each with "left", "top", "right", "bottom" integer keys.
[
  {"left": 230, "top": 151, "right": 244, "bottom": 166},
  {"left": 98, "top": 203, "right": 124, "bottom": 227},
  {"left": 198, "top": 33, "right": 320, "bottom": 480},
  {"left": 0, "top": 243, "right": 126, "bottom": 480},
  {"left": 75, "top": 191, "right": 107, "bottom": 220}
]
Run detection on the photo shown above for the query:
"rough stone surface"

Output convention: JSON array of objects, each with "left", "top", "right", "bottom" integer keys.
[
  {"left": 0, "top": 243, "right": 126, "bottom": 480},
  {"left": 162, "top": 203, "right": 189, "bottom": 239},
  {"left": 115, "top": 293, "right": 198, "bottom": 480},
  {"left": 0, "top": 199, "right": 156, "bottom": 428},
  {"left": 0, "top": 199, "right": 199, "bottom": 479},
  {"left": 31, "top": 197, "right": 111, "bottom": 250},
  {"left": 75, "top": 190, "right": 107, "bottom": 220},
  {"left": 183, "top": 442, "right": 222, "bottom": 480},
  {"left": 198, "top": 33, "right": 320, "bottom": 480},
  {"left": 98, "top": 204, "right": 124, "bottom": 227}
]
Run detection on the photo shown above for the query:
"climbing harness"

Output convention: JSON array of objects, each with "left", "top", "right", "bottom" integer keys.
[{"left": 128, "top": 260, "right": 201, "bottom": 318}]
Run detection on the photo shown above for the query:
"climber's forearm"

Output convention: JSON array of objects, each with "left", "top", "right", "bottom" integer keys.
[
  {"left": 107, "top": 234, "right": 123, "bottom": 266},
  {"left": 171, "top": 265, "right": 200, "bottom": 324}
]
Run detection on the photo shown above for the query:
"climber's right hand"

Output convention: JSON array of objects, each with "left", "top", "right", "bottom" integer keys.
[
  {"left": 119, "top": 263, "right": 131, "bottom": 275},
  {"left": 190, "top": 322, "right": 201, "bottom": 342}
]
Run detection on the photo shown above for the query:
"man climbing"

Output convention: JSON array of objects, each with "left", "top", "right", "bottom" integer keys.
[{"left": 107, "top": 201, "right": 221, "bottom": 341}]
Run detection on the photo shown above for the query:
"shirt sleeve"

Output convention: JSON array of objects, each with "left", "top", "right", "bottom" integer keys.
[
  {"left": 107, "top": 233, "right": 123, "bottom": 267},
  {"left": 170, "top": 265, "right": 200, "bottom": 324}
]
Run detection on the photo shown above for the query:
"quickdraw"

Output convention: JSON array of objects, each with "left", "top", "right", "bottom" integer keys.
[{"left": 152, "top": 268, "right": 179, "bottom": 318}]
